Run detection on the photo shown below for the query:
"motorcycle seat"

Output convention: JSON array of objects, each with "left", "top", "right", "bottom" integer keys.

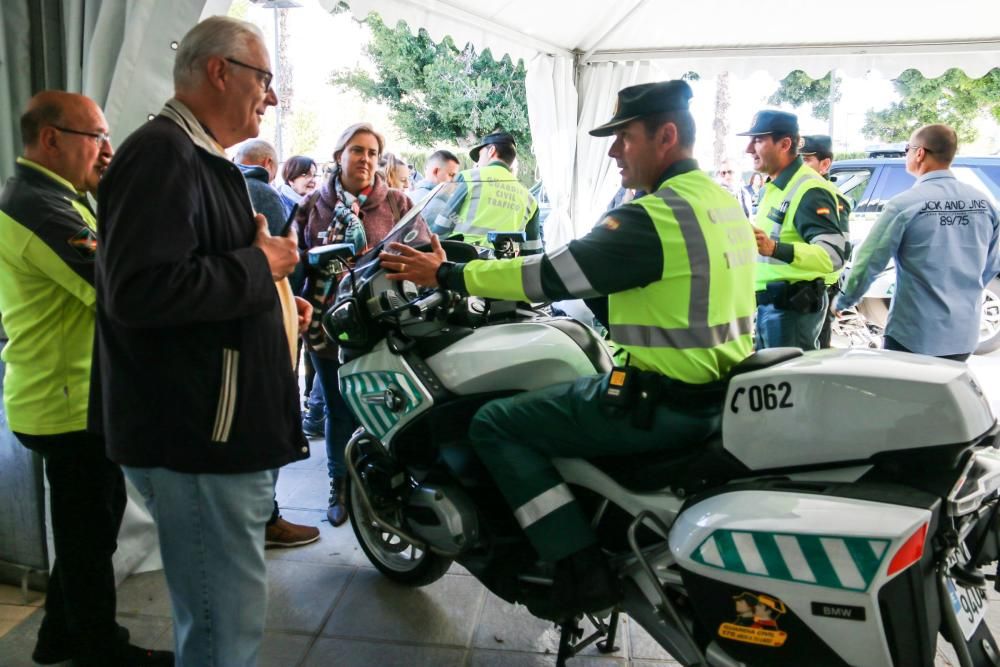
[
  {"left": 589, "top": 434, "right": 748, "bottom": 494},
  {"left": 728, "top": 347, "right": 803, "bottom": 376}
]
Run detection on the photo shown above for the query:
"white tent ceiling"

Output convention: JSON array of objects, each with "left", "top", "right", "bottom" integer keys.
[{"left": 337, "top": 0, "right": 1000, "bottom": 78}]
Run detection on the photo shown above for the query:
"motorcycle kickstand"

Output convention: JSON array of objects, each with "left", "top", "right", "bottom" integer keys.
[
  {"left": 556, "top": 618, "right": 583, "bottom": 667},
  {"left": 555, "top": 610, "right": 621, "bottom": 665},
  {"left": 597, "top": 609, "right": 621, "bottom": 653}
]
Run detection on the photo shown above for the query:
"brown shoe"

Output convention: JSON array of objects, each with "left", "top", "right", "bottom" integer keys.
[{"left": 265, "top": 516, "right": 320, "bottom": 548}]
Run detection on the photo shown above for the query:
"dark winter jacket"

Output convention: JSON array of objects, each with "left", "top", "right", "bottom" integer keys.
[
  {"left": 237, "top": 163, "right": 288, "bottom": 237},
  {"left": 90, "top": 101, "right": 308, "bottom": 473}
]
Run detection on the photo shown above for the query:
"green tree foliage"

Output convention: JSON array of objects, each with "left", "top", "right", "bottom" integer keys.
[
  {"left": 331, "top": 13, "right": 535, "bottom": 184},
  {"left": 862, "top": 68, "right": 1000, "bottom": 143},
  {"left": 288, "top": 109, "right": 321, "bottom": 157},
  {"left": 768, "top": 70, "right": 839, "bottom": 121}
]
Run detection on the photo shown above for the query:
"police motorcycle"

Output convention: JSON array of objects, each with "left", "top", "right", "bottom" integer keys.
[{"left": 313, "top": 184, "right": 1000, "bottom": 667}]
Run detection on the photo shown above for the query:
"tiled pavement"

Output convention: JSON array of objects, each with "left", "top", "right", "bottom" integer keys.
[
  {"left": 1, "top": 354, "right": 998, "bottom": 666},
  {"left": 0, "top": 434, "right": 682, "bottom": 667}
]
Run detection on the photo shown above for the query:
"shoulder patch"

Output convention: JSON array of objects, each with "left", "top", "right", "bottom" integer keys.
[
  {"left": 602, "top": 216, "right": 620, "bottom": 231},
  {"left": 68, "top": 227, "right": 97, "bottom": 259},
  {"left": 815, "top": 207, "right": 831, "bottom": 215}
]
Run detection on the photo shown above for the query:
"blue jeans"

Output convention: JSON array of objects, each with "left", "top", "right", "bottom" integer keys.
[
  {"left": 755, "top": 292, "right": 828, "bottom": 351},
  {"left": 302, "top": 375, "right": 326, "bottom": 429},
  {"left": 310, "top": 352, "right": 359, "bottom": 480},
  {"left": 124, "top": 466, "right": 276, "bottom": 667}
]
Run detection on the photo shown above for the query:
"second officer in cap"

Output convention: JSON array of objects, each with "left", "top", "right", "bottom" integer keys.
[
  {"left": 429, "top": 130, "right": 542, "bottom": 255},
  {"left": 800, "top": 134, "right": 853, "bottom": 347},
  {"left": 741, "top": 111, "right": 849, "bottom": 350},
  {"left": 378, "top": 80, "right": 756, "bottom": 619}
]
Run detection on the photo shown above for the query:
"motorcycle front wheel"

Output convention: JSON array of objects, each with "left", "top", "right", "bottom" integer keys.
[{"left": 345, "top": 475, "right": 453, "bottom": 586}]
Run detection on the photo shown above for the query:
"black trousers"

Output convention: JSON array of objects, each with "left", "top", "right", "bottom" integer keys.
[{"left": 13, "top": 430, "right": 130, "bottom": 665}]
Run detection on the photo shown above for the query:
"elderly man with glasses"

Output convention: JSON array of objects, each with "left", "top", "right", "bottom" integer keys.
[
  {"left": 836, "top": 124, "right": 1000, "bottom": 360},
  {"left": 0, "top": 91, "right": 171, "bottom": 666},
  {"left": 90, "top": 16, "right": 305, "bottom": 665}
]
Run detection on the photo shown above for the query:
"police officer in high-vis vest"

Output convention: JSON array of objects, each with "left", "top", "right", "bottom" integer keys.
[
  {"left": 380, "top": 80, "right": 757, "bottom": 618},
  {"left": 740, "top": 111, "right": 850, "bottom": 350},
  {"left": 429, "top": 131, "right": 542, "bottom": 255},
  {"left": 799, "top": 134, "right": 852, "bottom": 348}
]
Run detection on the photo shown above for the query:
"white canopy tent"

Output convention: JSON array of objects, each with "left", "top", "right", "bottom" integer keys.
[{"left": 329, "top": 0, "right": 1000, "bottom": 246}]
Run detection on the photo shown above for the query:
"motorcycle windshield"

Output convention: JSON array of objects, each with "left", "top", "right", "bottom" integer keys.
[{"left": 337, "top": 181, "right": 466, "bottom": 298}]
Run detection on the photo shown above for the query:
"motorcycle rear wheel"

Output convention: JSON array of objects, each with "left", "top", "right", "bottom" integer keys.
[{"left": 345, "top": 475, "right": 453, "bottom": 586}]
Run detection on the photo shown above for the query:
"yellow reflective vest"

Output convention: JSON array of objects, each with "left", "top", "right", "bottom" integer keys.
[
  {"left": 754, "top": 162, "right": 845, "bottom": 290},
  {"left": 451, "top": 164, "right": 538, "bottom": 247}
]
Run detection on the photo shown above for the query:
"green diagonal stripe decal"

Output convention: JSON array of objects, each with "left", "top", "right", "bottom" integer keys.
[
  {"left": 714, "top": 530, "right": 746, "bottom": 573},
  {"left": 340, "top": 371, "right": 426, "bottom": 439},
  {"left": 796, "top": 535, "right": 841, "bottom": 589},
  {"left": 845, "top": 538, "right": 882, "bottom": 584},
  {"left": 752, "top": 532, "right": 791, "bottom": 581},
  {"left": 692, "top": 529, "right": 890, "bottom": 592}
]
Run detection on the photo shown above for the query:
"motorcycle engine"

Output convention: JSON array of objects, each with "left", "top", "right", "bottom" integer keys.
[
  {"left": 353, "top": 438, "right": 479, "bottom": 555},
  {"left": 356, "top": 449, "right": 408, "bottom": 512}
]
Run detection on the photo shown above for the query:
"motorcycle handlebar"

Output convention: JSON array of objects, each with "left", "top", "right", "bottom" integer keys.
[{"left": 407, "top": 290, "right": 447, "bottom": 317}]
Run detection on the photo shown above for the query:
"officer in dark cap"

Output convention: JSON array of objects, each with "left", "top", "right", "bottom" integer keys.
[
  {"left": 741, "top": 111, "right": 850, "bottom": 350},
  {"left": 428, "top": 129, "right": 541, "bottom": 255},
  {"left": 800, "top": 134, "right": 853, "bottom": 347},
  {"left": 377, "top": 79, "right": 756, "bottom": 620}
]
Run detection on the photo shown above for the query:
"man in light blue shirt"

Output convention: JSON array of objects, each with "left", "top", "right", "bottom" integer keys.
[{"left": 836, "top": 124, "right": 1000, "bottom": 360}]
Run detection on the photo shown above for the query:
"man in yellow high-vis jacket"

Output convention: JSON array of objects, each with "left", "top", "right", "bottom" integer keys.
[
  {"left": 429, "top": 131, "right": 542, "bottom": 255},
  {"left": 740, "top": 111, "right": 850, "bottom": 350},
  {"left": 381, "top": 80, "right": 756, "bottom": 619}
]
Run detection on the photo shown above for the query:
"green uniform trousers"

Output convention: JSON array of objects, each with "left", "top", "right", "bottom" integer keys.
[{"left": 468, "top": 372, "right": 722, "bottom": 562}]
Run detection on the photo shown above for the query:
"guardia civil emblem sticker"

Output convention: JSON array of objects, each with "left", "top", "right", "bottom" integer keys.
[
  {"left": 718, "top": 592, "right": 788, "bottom": 648},
  {"left": 68, "top": 227, "right": 97, "bottom": 259}
]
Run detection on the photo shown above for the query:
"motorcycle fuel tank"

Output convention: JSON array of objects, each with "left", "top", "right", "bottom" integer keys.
[
  {"left": 722, "top": 348, "right": 995, "bottom": 470},
  {"left": 425, "top": 321, "right": 607, "bottom": 395}
]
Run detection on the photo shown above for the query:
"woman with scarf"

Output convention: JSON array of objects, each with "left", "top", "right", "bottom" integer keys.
[{"left": 296, "top": 122, "right": 413, "bottom": 526}]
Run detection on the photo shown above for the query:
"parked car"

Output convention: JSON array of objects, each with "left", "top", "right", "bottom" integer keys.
[{"left": 830, "top": 155, "right": 1000, "bottom": 354}]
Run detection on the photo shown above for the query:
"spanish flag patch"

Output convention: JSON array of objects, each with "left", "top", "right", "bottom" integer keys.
[{"left": 816, "top": 207, "right": 831, "bottom": 215}]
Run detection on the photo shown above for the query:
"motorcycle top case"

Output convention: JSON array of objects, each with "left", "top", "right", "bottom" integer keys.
[
  {"left": 670, "top": 488, "right": 935, "bottom": 667},
  {"left": 722, "top": 348, "right": 995, "bottom": 471}
]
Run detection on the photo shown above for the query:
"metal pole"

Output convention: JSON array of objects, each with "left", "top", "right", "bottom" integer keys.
[
  {"left": 272, "top": 9, "right": 283, "bottom": 160},
  {"left": 828, "top": 68, "right": 837, "bottom": 139}
]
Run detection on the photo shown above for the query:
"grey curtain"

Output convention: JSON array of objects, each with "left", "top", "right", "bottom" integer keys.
[{"left": 1, "top": 0, "right": 224, "bottom": 184}]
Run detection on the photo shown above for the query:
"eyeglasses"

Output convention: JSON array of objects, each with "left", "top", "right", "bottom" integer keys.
[
  {"left": 225, "top": 57, "right": 273, "bottom": 92},
  {"left": 51, "top": 125, "right": 111, "bottom": 146},
  {"left": 904, "top": 144, "right": 934, "bottom": 155}
]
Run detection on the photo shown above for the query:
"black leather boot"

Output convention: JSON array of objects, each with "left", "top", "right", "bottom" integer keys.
[
  {"left": 327, "top": 475, "right": 348, "bottom": 526},
  {"left": 559, "top": 544, "right": 621, "bottom": 614}
]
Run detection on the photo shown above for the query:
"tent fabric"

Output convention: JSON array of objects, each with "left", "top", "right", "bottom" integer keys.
[
  {"left": 333, "top": 0, "right": 1000, "bottom": 78},
  {"left": 524, "top": 54, "right": 577, "bottom": 248},
  {"left": 331, "top": 0, "right": 1000, "bottom": 240},
  {"left": 571, "top": 60, "right": 657, "bottom": 234}
]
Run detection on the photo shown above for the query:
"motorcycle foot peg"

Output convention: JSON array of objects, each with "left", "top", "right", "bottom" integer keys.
[{"left": 519, "top": 573, "right": 554, "bottom": 586}]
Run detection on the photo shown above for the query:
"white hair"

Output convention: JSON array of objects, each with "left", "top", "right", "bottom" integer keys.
[
  {"left": 235, "top": 139, "right": 277, "bottom": 166},
  {"left": 173, "top": 16, "right": 264, "bottom": 92}
]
